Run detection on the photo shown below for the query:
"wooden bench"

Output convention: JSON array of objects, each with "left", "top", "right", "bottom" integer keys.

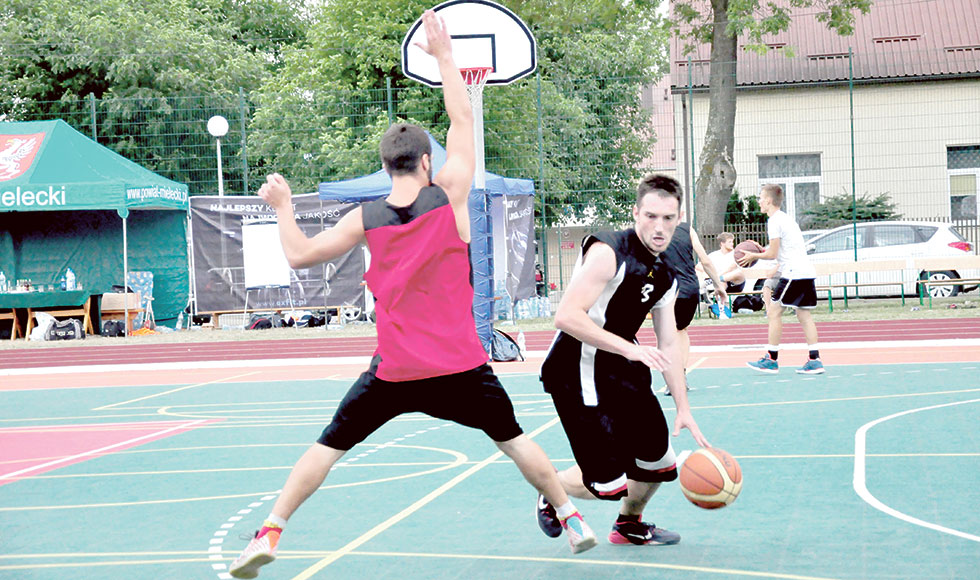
[
  {"left": 0, "top": 309, "right": 23, "bottom": 340},
  {"left": 24, "top": 300, "right": 96, "bottom": 339},
  {"left": 811, "top": 260, "right": 911, "bottom": 312},
  {"left": 912, "top": 256, "right": 980, "bottom": 307},
  {"left": 716, "top": 266, "right": 773, "bottom": 314},
  {"left": 25, "top": 297, "right": 95, "bottom": 339},
  {"left": 100, "top": 292, "right": 142, "bottom": 334},
  {"left": 711, "top": 256, "right": 980, "bottom": 313}
]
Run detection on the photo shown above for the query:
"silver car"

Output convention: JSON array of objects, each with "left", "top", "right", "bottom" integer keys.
[{"left": 805, "top": 221, "right": 978, "bottom": 298}]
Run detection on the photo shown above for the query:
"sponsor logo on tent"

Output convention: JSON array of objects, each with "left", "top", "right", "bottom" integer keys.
[
  {"left": 0, "top": 133, "right": 44, "bottom": 181},
  {"left": 1, "top": 185, "right": 66, "bottom": 208},
  {"left": 125, "top": 185, "right": 188, "bottom": 204}
]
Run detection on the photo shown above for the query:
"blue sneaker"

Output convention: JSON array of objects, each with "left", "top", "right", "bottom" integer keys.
[
  {"left": 797, "top": 359, "right": 825, "bottom": 375},
  {"left": 561, "top": 512, "right": 598, "bottom": 554},
  {"left": 747, "top": 355, "right": 779, "bottom": 374},
  {"left": 709, "top": 304, "right": 720, "bottom": 318}
]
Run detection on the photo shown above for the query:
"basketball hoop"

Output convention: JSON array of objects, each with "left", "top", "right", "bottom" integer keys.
[{"left": 460, "top": 66, "right": 493, "bottom": 106}]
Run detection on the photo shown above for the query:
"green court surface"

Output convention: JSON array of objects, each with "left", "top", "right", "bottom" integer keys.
[{"left": 1, "top": 362, "right": 978, "bottom": 579}]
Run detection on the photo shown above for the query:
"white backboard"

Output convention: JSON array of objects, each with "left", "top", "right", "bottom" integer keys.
[{"left": 402, "top": 0, "right": 536, "bottom": 87}]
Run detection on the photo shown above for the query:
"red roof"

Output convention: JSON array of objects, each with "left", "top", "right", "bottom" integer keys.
[{"left": 670, "top": 0, "right": 980, "bottom": 88}]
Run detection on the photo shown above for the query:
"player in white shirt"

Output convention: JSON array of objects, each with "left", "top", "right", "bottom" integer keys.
[
  {"left": 737, "top": 184, "right": 825, "bottom": 375},
  {"left": 697, "top": 232, "right": 746, "bottom": 293}
]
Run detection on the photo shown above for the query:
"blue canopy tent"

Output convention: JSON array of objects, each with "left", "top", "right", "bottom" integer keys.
[{"left": 318, "top": 133, "right": 536, "bottom": 353}]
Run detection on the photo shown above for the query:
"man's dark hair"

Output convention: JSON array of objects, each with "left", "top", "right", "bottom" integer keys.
[
  {"left": 636, "top": 174, "right": 683, "bottom": 206},
  {"left": 380, "top": 123, "right": 432, "bottom": 176}
]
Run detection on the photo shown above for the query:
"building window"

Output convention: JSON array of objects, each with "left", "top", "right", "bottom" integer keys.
[
  {"left": 758, "top": 154, "right": 822, "bottom": 228},
  {"left": 948, "top": 146, "right": 980, "bottom": 221}
]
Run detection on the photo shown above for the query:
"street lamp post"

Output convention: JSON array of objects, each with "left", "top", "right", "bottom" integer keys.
[{"left": 207, "top": 115, "right": 229, "bottom": 196}]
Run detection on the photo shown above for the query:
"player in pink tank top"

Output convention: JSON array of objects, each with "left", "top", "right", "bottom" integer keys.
[{"left": 229, "top": 11, "right": 596, "bottom": 579}]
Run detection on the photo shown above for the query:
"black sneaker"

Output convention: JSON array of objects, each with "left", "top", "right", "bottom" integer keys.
[
  {"left": 608, "top": 520, "right": 680, "bottom": 546},
  {"left": 535, "top": 494, "right": 563, "bottom": 538}
]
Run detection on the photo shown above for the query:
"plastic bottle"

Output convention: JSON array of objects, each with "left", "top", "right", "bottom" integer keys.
[
  {"left": 517, "top": 299, "right": 529, "bottom": 319},
  {"left": 529, "top": 296, "right": 539, "bottom": 318},
  {"left": 540, "top": 295, "right": 552, "bottom": 317},
  {"left": 65, "top": 268, "right": 76, "bottom": 291},
  {"left": 516, "top": 330, "right": 527, "bottom": 357},
  {"left": 0, "top": 270, "right": 6, "bottom": 293},
  {"left": 176, "top": 311, "right": 184, "bottom": 331},
  {"left": 498, "top": 288, "right": 512, "bottom": 320},
  {"left": 60, "top": 273, "right": 67, "bottom": 291}
]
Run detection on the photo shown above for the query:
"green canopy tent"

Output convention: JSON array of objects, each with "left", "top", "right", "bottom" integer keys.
[{"left": 0, "top": 120, "right": 190, "bottom": 328}]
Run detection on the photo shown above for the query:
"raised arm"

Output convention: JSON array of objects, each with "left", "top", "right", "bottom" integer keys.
[
  {"left": 258, "top": 173, "right": 365, "bottom": 269},
  {"left": 414, "top": 10, "right": 474, "bottom": 208}
]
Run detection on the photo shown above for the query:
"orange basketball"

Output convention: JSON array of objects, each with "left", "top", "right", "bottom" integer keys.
[
  {"left": 679, "top": 447, "right": 742, "bottom": 509},
  {"left": 733, "top": 240, "right": 763, "bottom": 267}
]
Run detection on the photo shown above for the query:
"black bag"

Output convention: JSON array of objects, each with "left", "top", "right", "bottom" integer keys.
[
  {"left": 47, "top": 318, "right": 85, "bottom": 341},
  {"left": 491, "top": 329, "right": 524, "bottom": 362},
  {"left": 732, "top": 294, "right": 765, "bottom": 313},
  {"left": 101, "top": 320, "right": 126, "bottom": 337},
  {"left": 247, "top": 316, "right": 273, "bottom": 330}
]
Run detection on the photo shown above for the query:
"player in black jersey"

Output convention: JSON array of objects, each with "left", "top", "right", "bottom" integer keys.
[
  {"left": 660, "top": 220, "right": 727, "bottom": 395},
  {"left": 537, "top": 174, "right": 710, "bottom": 547}
]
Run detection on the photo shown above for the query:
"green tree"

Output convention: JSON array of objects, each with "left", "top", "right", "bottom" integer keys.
[
  {"left": 248, "top": 0, "right": 667, "bottom": 220},
  {"left": 800, "top": 191, "right": 899, "bottom": 230},
  {"left": 0, "top": 0, "right": 309, "bottom": 194},
  {"left": 672, "top": 0, "right": 871, "bottom": 237},
  {"left": 724, "top": 189, "right": 765, "bottom": 228}
]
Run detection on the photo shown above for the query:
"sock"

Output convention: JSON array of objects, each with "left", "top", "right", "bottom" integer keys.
[
  {"left": 555, "top": 501, "right": 578, "bottom": 520},
  {"left": 257, "top": 514, "right": 287, "bottom": 539},
  {"left": 766, "top": 346, "right": 779, "bottom": 361},
  {"left": 809, "top": 345, "right": 820, "bottom": 360},
  {"left": 616, "top": 513, "right": 641, "bottom": 524}
]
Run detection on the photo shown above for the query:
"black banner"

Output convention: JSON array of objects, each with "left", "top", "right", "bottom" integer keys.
[
  {"left": 504, "top": 195, "right": 536, "bottom": 301},
  {"left": 189, "top": 194, "right": 365, "bottom": 314}
]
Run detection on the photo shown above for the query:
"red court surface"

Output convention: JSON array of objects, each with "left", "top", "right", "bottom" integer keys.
[{"left": 0, "top": 420, "right": 213, "bottom": 486}]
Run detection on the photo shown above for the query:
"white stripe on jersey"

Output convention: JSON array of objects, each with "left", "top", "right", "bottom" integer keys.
[{"left": 579, "top": 261, "right": 626, "bottom": 406}]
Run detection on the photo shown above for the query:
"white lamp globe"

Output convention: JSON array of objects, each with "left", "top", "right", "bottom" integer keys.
[{"left": 207, "top": 115, "right": 229, "bottom": 138}]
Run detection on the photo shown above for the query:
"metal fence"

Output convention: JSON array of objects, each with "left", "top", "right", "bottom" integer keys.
[{"left": 4, "top": 57, "right": 978, "bottom": 294}]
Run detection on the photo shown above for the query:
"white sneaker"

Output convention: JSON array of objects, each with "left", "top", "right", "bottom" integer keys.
[
  {"left": 561, "top": 512, "right": 598, "bottom": 554},
  {"left": 229, "top": 529, "right": 279, "bottom": 579}
]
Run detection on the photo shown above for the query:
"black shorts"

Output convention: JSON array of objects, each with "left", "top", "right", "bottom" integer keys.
[
  {"left": 674, "top": 295, "right": 699, "bottom": 330},
  {"left": 318, "top": 360, "right": 523, "bottom": 450},
  {"left": 772, "top": 278, "right": 817, "bottom": 309},
  {"left": 726, "top": 280, "right": 746, "bottom": 293},
  {"left": 548, "top": 384, "right": 677, "bottom": 500}
]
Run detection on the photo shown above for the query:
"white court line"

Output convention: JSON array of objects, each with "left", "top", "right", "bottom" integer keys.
[
  {"left": 289, "top": 417, "right": 562, "bottom": 580},
  {"left": 0, "top": 419, "right": 206, "bottom": 481},
  {"left": 854, "top": 398, "right": 980, "bottom": 543}
]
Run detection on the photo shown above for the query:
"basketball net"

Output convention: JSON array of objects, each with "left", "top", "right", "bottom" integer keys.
[
  {"left": 460, "top": 67, "right": 492, "bottom": 189},
  {"left": 460, "top": 66, "right": 492, "bottom": 104}
]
